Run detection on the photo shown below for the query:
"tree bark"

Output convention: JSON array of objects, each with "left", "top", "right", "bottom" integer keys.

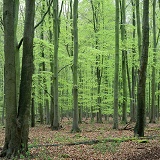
[
  {"left": 150, "top": 0, "right": 156, "bottom": 123},
  {"left": 130, "top": 0, "right": 136, "bottom": 122},
  {"left": 1, "top": 0, "right": 35, "bottom": 158},
  {"left": 113, "top": 0, "right": 119, "bottom": 129},
  {"left": 134, "top": 0, "right": 149, "bottom": 137},
  {"left": 136, "top": 0, "right": 142, "bottom": 58},
  {"left": 17, "top": 0, "right": 35, "bottom": 153},
  {"left": 52, "top": 0, "right": 60, "bottom": 130},
  {"left": 71, "top": 0, "right": 81, "bottom": 132},
  {"left": 120, "top": 0, "right": 127, "bottom": 124},
  {"left": 1, "top": 0, "right": 17, "bottom": 158}
]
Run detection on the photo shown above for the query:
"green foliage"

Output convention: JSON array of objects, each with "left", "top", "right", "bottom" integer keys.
[{"left": 93, "top": 142, "right": 107, "bottom": 154}]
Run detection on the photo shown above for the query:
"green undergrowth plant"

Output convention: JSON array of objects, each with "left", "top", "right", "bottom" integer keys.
[
  {"left": 93, "top": 141, "right": 107, "bottom": 154},
  {"left": 106, "top": 141, "right": 121, "bottom": 153}
]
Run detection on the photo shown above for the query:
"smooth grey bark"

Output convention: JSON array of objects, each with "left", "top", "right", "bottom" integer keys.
[
  {"left": 150, "top": 0, "right": 156, "bottom": 123},
  {"left": 17, "top": 0, "right": 35, "bottom": 153},
  {"left": 40, "top": 0, "right": 50, "bottom": 125},
  {"left": 130, "top": 0, "right": 136, "bottom": 122},
  {"left": 47, "top": 1, "right": 54, "bottom": 127},
  {"left": 120, "top": 0, "right": 127, "bottom": 124},
  {"left": 136, "top": 0, "right": 142, "bottom": 58},
  {"left": 71, "top": 0, "right": 81, "bottom": 132},
  {"left": 14, "top": 0, "right": 20, "bottom": 108},
  {"left": 1, "top": 0, "right": 17, "bottom": 158},
  {"left": 1, "top": 0, "right": 35, "bottom": 158},
  {"left": 134, "top": 0, "right": 149, "bottom": 137},
  {"left": 52, "top": 0, "right": 60, "bottom": 130},
  {"left": 113, "top": 0, "right": 120, "bottom": 129}
]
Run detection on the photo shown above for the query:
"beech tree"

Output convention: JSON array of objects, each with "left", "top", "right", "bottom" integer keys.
[
  {"left": 150, "top": 0, "right": 156, "bottom": 123},
  {"left": 113, "top": 0, "right": 119, "bottom": 129},
  {"left": 134, "top": 0, "right": 149, "bottom": 137},
  {"left": 71, "top": 0, "right": 81, "bottom": 132},
  {"left": 120, "top": 0, "right": 127, "bottom": 124},
  {"left": 1, "top": 0, "right": 35, "bottom": 158}
]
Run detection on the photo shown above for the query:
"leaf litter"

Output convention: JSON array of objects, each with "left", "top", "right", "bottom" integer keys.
[{"left": 0, "top": 119, "right": 160, "bottom": 159}]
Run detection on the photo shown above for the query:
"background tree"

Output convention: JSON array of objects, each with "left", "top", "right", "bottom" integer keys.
[
  {"left": 52, "top": 0, "right": 60, "bottom": 130},
  {"left": 120, "top": 0, "right": 127, "bottom": 124},
  {"left": 150, "top": 0, "right": 156, "bottom": 123},
  {"left": 113, "top": 0, "right": 120, "bottom": 129},
  {"left": 71, "top": 0, "right": 81, "bottom": 132}
]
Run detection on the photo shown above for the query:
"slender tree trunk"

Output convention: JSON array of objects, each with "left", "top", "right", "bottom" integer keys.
[
  {"left": 31, "top": 94, "right": 35, "bottom": 127},
  {"left": 136, "top": 0, "right": 142, "bottom": 58},
  {"left": 113, "top": 0, "right": 119, "bottom": 129},
  {"left": 150, "top": 0, "right": 156, "bottom": 123},
  {"left": 47, "top": 2, "right": 54, "bottom": 127},
  {"left": 130, "top": 0, "right": 136, "bottom": 122},
  {"left": 90, "top": 0, "right": 103, "bottom": 123},
  {"left": 157, "top": 82, "right": 160, "bottom": 121},
  {"left": 71, "top": 0, "right": 81, "bottom": 132},
  {"left": 134, "top": 0, "right": 149, "bottom": 137},
  {"left": 52, "top": 0, "right": 60, "bottom": 130},
  {"left": 120, "top": 0, "right": 127, "bottom": 124}
]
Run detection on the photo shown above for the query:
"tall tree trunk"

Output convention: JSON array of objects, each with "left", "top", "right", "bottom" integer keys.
[
  {"left": 136, "top": 0, "right": 142, "bottom": 58},
  {"left": 134, "top": 0, "right": 149, "bottom": 137},
  {"left": 47, "top": 1, "right": 54, "bottom": 127},
  {"left": 150, "top": 0, "right": 156, "bottom": 123},
  {"left": 17, "top": 0, "right": 35, "bottom": 153},
  {"left": 113, "top": 0, "right": 120, "bottom": 129},
  {"left": 14, "top": 0, "right": 20, "bottom": 108},
  {"left": 1, "top": 0, "right": 17, "bottom": 157},
  {"left": 90, "top": 0, "right": 103, "bottom": 123},
  {"left": 130, "top": 0, "right": 136, "bottom": 122},
  {"left": 120, "top": 0, "right": 127, "bottom": 124},
  {"left": 52, "top": 0, "right": 60, "bottom": 130},
  {"left": 1, "top": 0, "right": 35, "bottom": 158},
  {"left": 71, "top": 0, "right": 81, "bottom": 132}
]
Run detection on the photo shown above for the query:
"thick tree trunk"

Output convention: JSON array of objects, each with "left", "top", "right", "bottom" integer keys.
[
  {"left": 134, "top": 0, "right": 149, "bottom": 137},
  {"left": 1, "top": 1, "right": 18, "bottom": 157},
  {"left": 14, "top": 0, "right": 20, "bottom": 108},
  {"left": 1, "top": 0, "right": 35, "bottom": 158},
  {"left": 17, "top": 0, "right": 35, "bottom": 153}
]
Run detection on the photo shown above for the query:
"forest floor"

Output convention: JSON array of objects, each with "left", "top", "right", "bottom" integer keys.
[{"left": 0, "top": 118, "right": 160, "bottom": 160}]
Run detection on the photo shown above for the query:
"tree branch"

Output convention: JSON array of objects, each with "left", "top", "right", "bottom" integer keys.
[
  {"left": 34, "top": 0, "right": 54, "bottom": 30},
  {"left": 58, "top": 63, "right": 72, "bottom": 74},
  {"left": 18, "top": 0, "right": 54, "bottom": 50}
]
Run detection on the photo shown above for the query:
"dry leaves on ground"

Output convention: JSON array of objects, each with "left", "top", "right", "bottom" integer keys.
[{"left": 0, "top": 119, "right": 160, "bottom": 160}]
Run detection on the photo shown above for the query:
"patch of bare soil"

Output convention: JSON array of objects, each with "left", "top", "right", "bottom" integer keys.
[{"left": 0, "top": 119, "right": 160, "bottom": 159}]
